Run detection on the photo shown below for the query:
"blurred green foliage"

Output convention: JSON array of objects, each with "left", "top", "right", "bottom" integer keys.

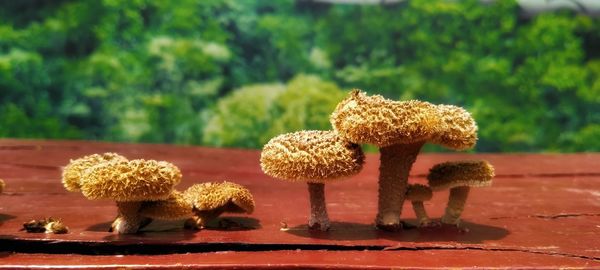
[{"left": 0, "top": 0, "right": 599, "bottom": 152}]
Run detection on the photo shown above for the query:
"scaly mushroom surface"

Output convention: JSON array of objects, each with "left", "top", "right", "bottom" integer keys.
[
  {"left": 80, "top": 159, "right": 181, "bottom": 234},
  {"left": 261, "top": 130, "right": 364, "bottom": 231},
  {"left": 331, "top": 90, "right": 477, "bottom": 231},
  {"left": 62, "top": 152, "right": 127, "bottom": 192},
  {"left": 183, "top": 181, "right": 255, "bottom": 229},
  {"left": 427, "top": 160, "right": 494, "bottom": 226}
]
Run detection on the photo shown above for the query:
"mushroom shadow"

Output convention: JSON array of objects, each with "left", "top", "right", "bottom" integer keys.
[
  {"left": 101, "top": 230, "right": 197, "bottom": 242},
  {"left": 285, "top": 219, "right": 509, "bottom": 244},
  {"left": 204, "top": 216, "right": 261, "bottom": 231},
  {"left": 0, "top": 214, "right": 16, "bottom": 223},
  {"left": 86, "top": 221, "right": 113, "bottom": 232}
]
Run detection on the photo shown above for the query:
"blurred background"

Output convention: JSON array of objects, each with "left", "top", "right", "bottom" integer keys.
[{"left": 0, "top": 0, "right": 599, "bottom": 152}]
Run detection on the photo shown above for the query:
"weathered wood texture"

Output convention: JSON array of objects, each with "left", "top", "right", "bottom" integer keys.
[{"left": 0, "top": 139, "right": 598, "bottom": 268}]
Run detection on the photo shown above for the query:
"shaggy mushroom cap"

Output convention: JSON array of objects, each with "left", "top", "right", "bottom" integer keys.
[
  {"left": 260, "top": 130, "right": 364, "bottom": 183},
  {"left": 139, "top": 190, "right": 193, "bottom": 220},
  {"left": 406, "top": 184, "right": 433, "bottom": 201},
  {"left": 330, "top": 90, "right": 441, "bottom": 147},
  {"left": 427, "top": 160, "right": 494, "bottom": 191},
  {"left": 184, "top": 182, "right": 255, "bottom": 214},
  {"left": 62, "top": 153, "right": 128, "bottom": 192},
  {"left": 80, "top": 159, "right": 182, "bottom": 202},
  {"left": 432, "top": 105, "right": 478, "bottom": 150}
]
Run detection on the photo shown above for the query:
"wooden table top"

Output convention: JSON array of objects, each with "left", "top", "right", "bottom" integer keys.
[{"left": 0, "top": 139, "right": 598, "bottom": 269}]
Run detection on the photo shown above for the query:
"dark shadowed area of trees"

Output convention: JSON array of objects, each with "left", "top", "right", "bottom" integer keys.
[{"left": 1, "top": 0, "right": 599, "bottom": 152}]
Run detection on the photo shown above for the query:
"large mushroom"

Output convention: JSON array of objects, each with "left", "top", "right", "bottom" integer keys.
[
  {"left": 62, "top": 153, "right": 128, "bottom": 192},
  {"left": 330, "top": 90, "right": 477, "bottom": 231},
  {"left": 80, "top": 159, "right": 182, "bottom": 234},
  {"left": 427, "top": 160, "right": 494, "bottom": 226},
  {"left": 261, "top": 130, "right": 364, "bottom": 231},
  {"left": 183, "top": 181, "right": 255, "bottom": 229}
]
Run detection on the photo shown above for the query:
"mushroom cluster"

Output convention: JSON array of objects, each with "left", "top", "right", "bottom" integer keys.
[
  {"left": 62, "top": 153, "right": 255, "bottom": 234},
  {"left": 261, "top": 89, "right": 494, "bottom": 232}
]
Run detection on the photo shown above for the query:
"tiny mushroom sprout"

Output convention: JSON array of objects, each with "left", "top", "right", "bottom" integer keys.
[
  {"left": 330, "top": 90, "right": 477, "bottom": 231},
  {"left": 427, "top": 160, "right": 495, "bottom": 226},
  {"left": 62, "top": 152, "right": 128, "bottom": 192},
  {"left": 79, "top": 159, "right": 182, "bottom": 234},
  {"left": 183, "top": 181, "right": 255, "bottom": 229},
  {"left": 406, "top": 184, "right": 435, "bottom": 227},
  {"left": 260, "top": 130, "right": 364, "bottom": 231}
]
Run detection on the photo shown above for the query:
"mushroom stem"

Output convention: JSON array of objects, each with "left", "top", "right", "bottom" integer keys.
[
  {"left": 307, "top": 182, "right": 330, "bottom": 231},
  {"left": 411, "top": 201, "right": 430, "bottom": 225},
  {"left": 376, "top": 142, "right": 423, "bottom": 230},
  {"left": 441, "top": 186, "right": 470, "bottom": 225},
  {"left": 188, "top": 208, "right": 227, "bottom": 229},
  {"left": 112, "top": 201, "right": 144, "bottom": 234}
]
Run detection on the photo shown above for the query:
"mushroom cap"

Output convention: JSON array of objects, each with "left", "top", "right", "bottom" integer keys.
[
  {"left": 406, "top": 184, "right": 433, "bottom": 201},
  {"left": 184, "top": 182, "right": 255, "bottom": 214},
  {"left": 260, "top": 130, "right": 364, "bottom": 183},
  {"left": 427, "top": 160, "right": 494, "bottom": 191},
  {"left": 80, "top": 159, "right": 182, "bottom": 202},
  {"left": 139, "top": 190, "right": 193, "bottom": 220},
  {"left": 432, "top": 105, "right": 478, "bottom": 151},
  {"left": 62, "top": 153, "right": 128, "bottom": 192},
  {"left": 330, "top": 90, "right": 441, "bottom": 147}
]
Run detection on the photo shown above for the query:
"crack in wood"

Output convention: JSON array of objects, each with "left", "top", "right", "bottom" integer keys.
[
  {"left": 490, "top": 213, "right": 600, "bottom": 220},
  {"left": 0, "top": 239, "right": 598, "bottom": 262}
]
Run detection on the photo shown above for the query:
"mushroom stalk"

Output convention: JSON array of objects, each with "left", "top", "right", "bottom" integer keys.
[
  {"left": 308, "top": 182, "right": 330, "bottom": 231},
  {"left": 441, "top": 186, "right": 470, "bottom": 225},
  {"left": 411, "top": 201, "right": 430, "bottom": 225},
  {"left": 376, "top": 142, "right": 423, "bottom": 230},
  {"left": 112, "top": 201, "right": 144, "bottom": 234}
]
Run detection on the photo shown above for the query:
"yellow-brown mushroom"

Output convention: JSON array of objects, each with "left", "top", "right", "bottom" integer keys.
[
  {"left": 80, "top": 159, "right": 182, "bottom": 234},
  {"left": 62, "top": 152, "right": 127, "bottom": 192},
  {"left": 0, "top": 178, "right": 5, "bottom": 193},
  {"left": 427, "top": 160, "right": 494, "bottom": 226},
  {"left": 183, "top": 181, "right": 255, "bottom": 229},
  {"left": 330, "top": 90, "right": 477, "bottom": 231},
  {"left": 139, "top": 190, "right": 194, "bottom": 222},
  {"left": 406, "top": 184, "right": 435, "bottom": 227},
  {"left": 261, "top": 130, "right": 364, "bottom": 231}
]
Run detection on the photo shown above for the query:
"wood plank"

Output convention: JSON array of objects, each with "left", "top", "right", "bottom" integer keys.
[{"left": 0, "top": 139, "right": 598, "bottom": 267}]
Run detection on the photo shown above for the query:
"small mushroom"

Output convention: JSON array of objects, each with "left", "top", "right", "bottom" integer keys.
[
  {"left": 427, "top": 160, "right": 494, "bottom": 226},
  {"left": 330, "top": 90, "right": 477, "bottom": 231},
  {"left": 405, "top": 184, "right": 435, "bottom": 227},
  {"left": 138, "top": 190, "right": 194, "bottom": 224},
  {"left": 0, "top": 178, "right": 5, "bottom": 193},
  {"left": 261, "top": 130, "right": 364, "bottom": 231},
  {"left": 62, "top": 153, "right": 127, "bottom": 192},
  {"left": 80, "top": 159, "right": 182, "bottom": 234},
  {"left": 183, "top": 181, "right": 255, "bottom": 229}
]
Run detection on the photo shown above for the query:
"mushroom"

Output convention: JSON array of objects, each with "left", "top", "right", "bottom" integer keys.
[
  {"left": 62, "top": 153, "right": 128, "bottom": 192},
  {"left": 260, "top": 130, "right": 364, "bottom": 231},
  {"left": 427, "top": 160, "right": 494, "bottom": 226},
  {"left": 183, "top": 181, "right": 255, "bottom": 229},
  {"left": 0, "top": 178, "right": 5, "bottom": 193},
  {"left": 79, "top": 159, "right": 182, "bottom": 234},
  {"left": 405, "top": 184, "right": 435, "bottom": 227},
  {"left": 138, "top": 190, "right": 194, "bottom": 225},
  {"left": 330, "top": 90, "right": 477, "bottom": 231}
]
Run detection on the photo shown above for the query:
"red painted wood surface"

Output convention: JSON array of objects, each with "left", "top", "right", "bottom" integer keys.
[{"left": 0, "top": 139, "right": 599, "bottom": 268}]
